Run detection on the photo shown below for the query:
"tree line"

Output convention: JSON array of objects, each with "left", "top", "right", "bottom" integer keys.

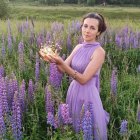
[{"left": 9, "top": 0, "right": 140, "bottom": 5}]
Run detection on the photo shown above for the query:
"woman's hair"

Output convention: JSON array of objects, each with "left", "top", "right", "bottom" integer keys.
[{"left": 82, "top": 13, "right": 107, "bottom": 35}]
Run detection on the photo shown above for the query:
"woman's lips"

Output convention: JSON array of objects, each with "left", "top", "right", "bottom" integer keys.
[{"left": 84, "top": 34, "right": 90, "bottom": 38}]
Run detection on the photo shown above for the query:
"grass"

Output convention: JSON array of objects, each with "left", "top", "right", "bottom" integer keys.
[{"left": 9, "top": 2, "right": 140, "bottom": 22}]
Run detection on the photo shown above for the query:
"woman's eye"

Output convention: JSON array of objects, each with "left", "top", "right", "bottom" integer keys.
[
  {"left": 83, "top": 25, "right": 88, "bottom": 28},
  {"left": 91, "top": 27, "right": 95, "bottom": 30}
]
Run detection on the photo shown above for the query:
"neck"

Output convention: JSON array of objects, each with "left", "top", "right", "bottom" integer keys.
[
  {"left": 84, "top": 40, "right": 97, "bottom": 43},
  {"left": 84, "top": 41, "right": 97, "bottom": 44}
]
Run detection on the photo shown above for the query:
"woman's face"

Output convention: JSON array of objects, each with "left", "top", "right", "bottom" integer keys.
[{"left": 82, "top": 18, "right": 100, "bottom": 43}]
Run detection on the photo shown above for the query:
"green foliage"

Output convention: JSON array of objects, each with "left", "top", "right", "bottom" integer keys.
[
  {"left": 105, "top": 44, "right": 140, "bottom": 74},
  {"left": 38, "top": 0, "right": 62, "bottom": 5},
  {"left": 64, "top": 0, "right": 78, "bottom": 3},
  {"left": 0, "top": 0, "right": 9, "bottom": 19},
  {"left": 87, "top": 0, "right": 95, "bottom": 6},
  {"left": 8, "top": 0, "right": 140, "bottom": 4},
  {"left": 106, "top": 0, "right": 140, "bottom": 4}
]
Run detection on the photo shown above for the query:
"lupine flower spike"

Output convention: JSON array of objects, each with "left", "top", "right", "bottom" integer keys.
[
  {"left": 119, "top": 120, "right": 128, "bottom": 136},
  {"left": 110, "top": 67, "right": 117, "bottom": 102}
]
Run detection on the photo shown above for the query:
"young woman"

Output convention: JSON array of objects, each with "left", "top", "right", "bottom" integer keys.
[{"left": 39, "top": 13, "right": 110, "bottom": 140}]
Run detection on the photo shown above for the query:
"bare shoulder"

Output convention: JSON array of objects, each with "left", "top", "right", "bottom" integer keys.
[
  {"left": 94, "top": 46, "right": 106, "bottom": 56},
  {"left": 90, "top": 46, "right": 105, "bottom": 61}
]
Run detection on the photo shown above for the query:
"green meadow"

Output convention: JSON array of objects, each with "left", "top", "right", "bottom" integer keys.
[{"left": 8, "top": 2, "right": 140, "bottom": 26}]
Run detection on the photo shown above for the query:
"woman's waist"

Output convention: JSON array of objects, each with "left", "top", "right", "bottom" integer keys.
[{"left": 72, "top": 76, "right": 98, "bottom": 86}]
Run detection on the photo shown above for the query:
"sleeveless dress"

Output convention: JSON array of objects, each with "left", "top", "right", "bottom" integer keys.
[{"left": 66, "top": 42, "right": 110, "bottom": 140}]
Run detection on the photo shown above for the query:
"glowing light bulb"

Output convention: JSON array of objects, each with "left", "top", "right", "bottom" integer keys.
[{"left": 43, "top": 47, "right": 54, "bottom": 55}]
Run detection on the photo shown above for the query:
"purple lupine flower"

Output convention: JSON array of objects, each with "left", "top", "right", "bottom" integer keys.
[
  {"left": 18, "top": 41, "right": 24, "bottom": 57},
  {"left": 85, "top": 102, "right": 94, "bottom": 125},
  {"left": 46, "top": 32, "right": 52, "bottom": 43},
  {"left": 19, "top": 80, "right": 26, "bottom": 113},
  {"left": 36, "top": 34, "right": 44, "bottom": 47},
  {"left": 29, "top": 32, "right": 35, "bottom": 45},
  {"left": 58, "top": 104, "right": 63, "bottom": 125},
  {"left": 67, "top": 35, "right": 72, "bottom": 52},
  {"left": 45, "top": 85, "right": 54, "bottom": 114},
  {"left": 18, "top": 41, "right": 25, "bottom": 71},
  {"left": 35, "top": 53, "right": 40, "bottom": 82},
  {"left": 68, "top": 20, "right": 81, "bottom": 34},
  {"left": 137, "top": 102, "right": 140, "bottom": 123},
  {"left": 54, "top": 116, "right": 59, "bottom": 129},
  {"left": 55, "top": 41, "right": 62, "bottom": 52},
  {"left": 25, "top": 18, "right": 29, "bottom": 30},
  {"left": 7, "top": 33, "right": 12, "bottom": 52},
  {"left": 23, "top": 20, "right": 29, "bottom": 32},
  {"left": 74, "top": 100, "right": 84, "bottom": 133},
  {"left": 129, "top": 32, "right": 134, "bottom": 48},
  {"left": 28, "top": 79, "right": 34, "bottom": 104},
  {"left": 75, "top": 21, "right": 81, "bottom": 31},
  {"left": 0, "top": 99, "right": 6, "bottom": 138},
  {"left": 7, "top": 79, "right": 14, "bottom": 111},
  {"left": 1, "top": 34, "right": 6, "bottom": 58},
  {"left": 111, "top": 68, "right": 117, "bottom": 96},
  {"left": 119, "top": 120, "right": 128, "bottom": 136},
  {"left": 12, "top": 78, "right": 19, "bottom": 93},
  {"left": 0, "top": 65, "right": 4, "bottom": 79},
  {"left": 0, "top": 78, "right": 9, "bottom": 115},
  {"left": 115, "top": 35, "right": 121, "bottom": 48},
  {"left": 51, "top": 22, "right": 64, "bottom": 33},
  {"left": 124, "top": 36, "right": 129, "bottom": 49},
  {"left": 47, "top": 112, "right": 54, "bottom": 126},
  {"left": 82, "top": 110, "right": 93, "bottom": 140},
  {"left": 11, "top": 92, "right": 22, "bottom": 140},
  {"left": 115, "top": 27, "right": 140, "bottom": 49},
  {"left": 138, "top": 32, "right": 140, "bottom": 47},
  {"left": 133, "top": 37, "right": 138, "bottom": 48},
  {"left": 58, "top": 104, "right": 72, "bottom": 125},
  {"left": 49, "top": 63, "right": 63, "bottom": 89},
  {"left": 61, "top": 104, "right": 72, "bottom": 124}
]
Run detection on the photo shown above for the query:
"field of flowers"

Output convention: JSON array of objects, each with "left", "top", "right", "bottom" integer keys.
[{"left": 0, "top": 5, "right": 140, "bottom": 140}]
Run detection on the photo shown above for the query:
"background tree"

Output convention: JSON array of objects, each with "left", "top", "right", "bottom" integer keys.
[
  {"left": 0, "top": 0, "right": 9, "bottom": 19},
  {"left": 87, "top": 0, "right": 95, "bottom": 6}
]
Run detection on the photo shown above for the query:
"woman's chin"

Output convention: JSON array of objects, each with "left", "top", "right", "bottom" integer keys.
[{"left": 84, "top": 39, "right": 95, "bottom": 43}]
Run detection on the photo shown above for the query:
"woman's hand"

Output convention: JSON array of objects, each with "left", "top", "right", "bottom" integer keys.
[
  {"left": 38, "top": 49, "right": 56, "bottom": 63},
  {"left": 48, "top": 51, "right": 64, "bottom": 65},
  {"left": 48, "top": 51, "right": 66, "bottom": 73},
  {"left": 39, "top": 49, "right": 65, "bottom": 73}
]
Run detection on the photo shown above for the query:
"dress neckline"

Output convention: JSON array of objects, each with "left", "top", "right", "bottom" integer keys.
[{"left": 82, "top": 42, "right": 100, "bottom": 48}]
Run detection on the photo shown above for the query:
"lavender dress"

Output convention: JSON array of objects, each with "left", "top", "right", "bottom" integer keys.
[{"left": 66, "top": 42, "right": 110, "bottom": 140}]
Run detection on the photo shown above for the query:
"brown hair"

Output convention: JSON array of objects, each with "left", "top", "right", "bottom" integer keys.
[{"left": 82, "top": 13, "right": 107, "bottom": 35}]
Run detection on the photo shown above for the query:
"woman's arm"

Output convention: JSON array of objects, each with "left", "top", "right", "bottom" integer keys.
[
  {"left": 39, "top": 44, "right": 82, "bottom": 73},
  {"left": 50, "top": 47, "right": 105, "bottom": 85}
]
